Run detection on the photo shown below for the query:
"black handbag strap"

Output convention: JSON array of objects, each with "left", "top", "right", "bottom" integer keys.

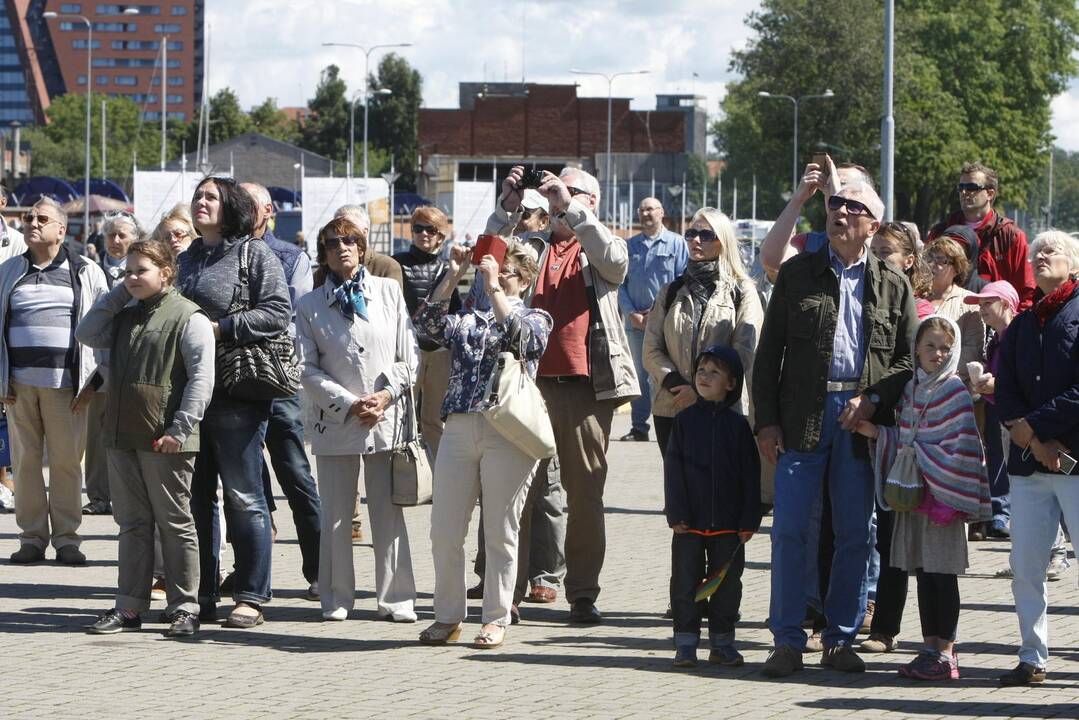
[{"left": 237, "top": 238, "right": 251, "bottom": 310}]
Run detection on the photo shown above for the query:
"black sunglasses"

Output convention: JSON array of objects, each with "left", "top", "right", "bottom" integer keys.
[
  {"left": 412, "top": 223, "right": 439, "bottom": 235},
  {"left": 957, "top": 182, "right": 989, "bottom": 193},
  {"left": 684, "top": 228, "right": 718, "bottom": 243},
  {"left": 323, "top": 235, "right": 361, "bottom": 250},
  {"left": 567, "top": 187, "right": 591, "bottom": 198},
  {"left": 23, "top": 212, "right": 59, "bottom": 226},
  {"left": 827, "top": 196, "right": 873, "bottom": 216}
]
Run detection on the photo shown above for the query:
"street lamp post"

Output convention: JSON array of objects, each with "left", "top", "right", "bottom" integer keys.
[
  {"left": 348, "top": 87, "right": 392, "bottom": 178},
  {"left": 322, "top": 41, "right": 411, "bottom": 181},
  {"left": 44, "top": 8, "right": 137, "bottom": 239},
  {"left": 757, "top": 89, "right": 835, "bottom": 193},
  {"left": 570, "top": 68, "right": 649, "bottom": 221}
]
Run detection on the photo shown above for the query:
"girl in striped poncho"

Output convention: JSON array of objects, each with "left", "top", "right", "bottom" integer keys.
[{"left": 855, "top": 315, "right": 990, "bottom": 682}]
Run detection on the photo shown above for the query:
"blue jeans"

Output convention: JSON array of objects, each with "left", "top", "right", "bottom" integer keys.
[
  {"left": 626, "top": 326, "right": 651, "bottom": 435},
  {"left": 770, "top": 391, "right": 874, "bottom": 650},
  {"left": 983, "top": 401, "right": 1010, "bottom": 525},
  {"left": 262, "top": 394, "right": 321, "bottom": 583},
  {"left": 191, "top": 394, "right": 273, "bottom": 606}
]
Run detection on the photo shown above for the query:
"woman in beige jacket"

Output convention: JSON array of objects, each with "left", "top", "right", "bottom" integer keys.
[{"left": 643, "top": 208, "right": 764, "bottom": 457}]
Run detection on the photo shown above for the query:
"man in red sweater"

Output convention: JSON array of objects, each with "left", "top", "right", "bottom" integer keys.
[{"left": 928, "top": 163, "right": 1035, "bottom": 310}]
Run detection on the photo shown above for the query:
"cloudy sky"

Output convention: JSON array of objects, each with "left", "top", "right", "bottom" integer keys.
[{"left": 207, "top": 0, "right": 1079, "bottom": 152}]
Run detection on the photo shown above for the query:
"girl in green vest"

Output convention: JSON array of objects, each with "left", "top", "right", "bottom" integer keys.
[{"left": 76, "top": 240, "right": 216, "bottom": 639}]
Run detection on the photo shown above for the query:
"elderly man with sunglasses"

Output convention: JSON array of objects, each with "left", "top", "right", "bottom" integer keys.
[
  {"left": 753, "top": 182, "right": 917, "bottom": 677},
  {"left": 927, "top": 162, "right": 1035, "bottom": 310},
  {"left": 0, "top": 198, "right": 108, "bottom": 564},
  {"left": 485, "top": 165, "right": 638, "bottom": 625}
]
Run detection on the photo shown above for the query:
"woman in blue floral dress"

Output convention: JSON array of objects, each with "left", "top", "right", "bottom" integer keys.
[{"left": 415, "top": 239, "right": 552, "bottom": 650}]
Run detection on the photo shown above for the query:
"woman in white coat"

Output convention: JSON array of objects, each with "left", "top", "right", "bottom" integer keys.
[{"left": 295, "top": 215, "right": 420, "bottom": 622}]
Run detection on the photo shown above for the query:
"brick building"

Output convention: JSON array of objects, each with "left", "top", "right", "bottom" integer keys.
[
  {"left": 418, "top": 81, "right": 707, "bottom": 216},
  {"left": 4, "top": 0, "right": 203, "bottom": 125}
]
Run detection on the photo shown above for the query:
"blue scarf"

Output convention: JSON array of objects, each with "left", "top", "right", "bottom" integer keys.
[{"left": 332, "top": 268, "right": 369, "bottom": 321}]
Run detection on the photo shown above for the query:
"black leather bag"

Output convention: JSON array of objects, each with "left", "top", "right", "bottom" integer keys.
[{"left": 215, "top": 240, "right": 301, "bottom": 401}]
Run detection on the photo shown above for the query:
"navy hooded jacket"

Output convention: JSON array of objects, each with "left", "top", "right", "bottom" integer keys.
[{"left": 664, "top": 345, "right": 763, "bottom": 533}]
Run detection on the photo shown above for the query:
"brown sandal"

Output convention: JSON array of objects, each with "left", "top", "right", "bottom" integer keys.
[
  {"left": 419, "top": 622, "right": 462, "bottom": 645},
  {"left": 473, "top": 624, "right": 505, "bottom": 649}
]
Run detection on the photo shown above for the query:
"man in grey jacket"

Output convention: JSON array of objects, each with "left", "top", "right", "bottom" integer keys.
[
  {"left": 0, "top": 197, "right": 108, "bottom": 564},
  {"left": 487, "top": 165, "right": 638, "bottom": 624}
]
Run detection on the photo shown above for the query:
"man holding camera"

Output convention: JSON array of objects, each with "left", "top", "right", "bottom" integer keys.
[{"left": 485, "top": 165, "right": 638, "bottom": 624}]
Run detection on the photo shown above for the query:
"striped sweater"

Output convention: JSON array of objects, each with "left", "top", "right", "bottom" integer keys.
[{"left": 874, "top": 373, "right": 991, "bottom": 521}]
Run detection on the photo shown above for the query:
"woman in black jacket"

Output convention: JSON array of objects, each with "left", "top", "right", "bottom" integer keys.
[{"left": 392, "top": 206, "right": 459, "bottom": 459}]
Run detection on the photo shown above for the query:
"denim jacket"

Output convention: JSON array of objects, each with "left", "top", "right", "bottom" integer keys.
[{"left": 415, "top": 296, "right": 552, "bottom": 419}]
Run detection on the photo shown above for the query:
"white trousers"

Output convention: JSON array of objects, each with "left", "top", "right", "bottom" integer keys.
[
  {"left": 315, "top": 452, "right": 416, "bottom": 619},
  {"left": 431, "top": 413, "right": 536, "bottom": 626}
]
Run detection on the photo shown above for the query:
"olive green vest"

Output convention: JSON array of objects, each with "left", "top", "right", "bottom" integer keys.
[{"left": 104, "top": 288, "right": 204, "bottom": 452}]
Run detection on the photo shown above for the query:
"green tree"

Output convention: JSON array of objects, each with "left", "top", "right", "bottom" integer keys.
[
  {"left": 249, "top": 97, "right": 300, "bottom": 144},
  {"left": 1026, "top": 147, "right": 1079, "bottom": 234},
  {"left": 302, "top": 65, "right": 350, "bottom": 165},
  {"left": 25, "top": 92, "right": 164, "bottom": 186},
  {"left": 366, "top": 53, "right": 423, "bottom": 190},
  {"left": 713, "top": 0, "right": 1079, "bottom": 232}
]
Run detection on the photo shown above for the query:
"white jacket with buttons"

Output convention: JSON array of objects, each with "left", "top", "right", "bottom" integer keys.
[{"left": 295, "top": 274, "right": 419, "bottom": 456}]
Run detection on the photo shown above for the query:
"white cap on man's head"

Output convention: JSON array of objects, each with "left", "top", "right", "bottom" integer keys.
[{"left": 521, "top": 189, "right": 549, "bottom": 213}]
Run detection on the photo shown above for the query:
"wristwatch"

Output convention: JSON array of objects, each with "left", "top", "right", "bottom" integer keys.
[{"left": 865, "top": 392, "right": 881, "bottom": 405}]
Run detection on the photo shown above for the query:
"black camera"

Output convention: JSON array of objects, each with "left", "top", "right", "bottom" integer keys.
[{"left": 518, "top": 167, "right": 545, "bottom": 189}]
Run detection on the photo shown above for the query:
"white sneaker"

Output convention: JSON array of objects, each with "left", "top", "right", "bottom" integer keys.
[
  {"left": 322, "top": 607, "right": 347, "bottom": 621},
  {"left": 0, "top": 485, "right": 13, "bottom": 512},
  {"left": 1047, "top": 556, "right": 1071, "bottom": 582}
]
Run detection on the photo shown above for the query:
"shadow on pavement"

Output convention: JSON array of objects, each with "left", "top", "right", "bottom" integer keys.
[{"left": 796, "top": 697, "right": 1079, "bottom": 717}]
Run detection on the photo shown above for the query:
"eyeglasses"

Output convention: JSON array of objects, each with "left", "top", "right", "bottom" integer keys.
[
  {"left": 684, "top": 228, "right": 718, "bottom": 243},
  {"left": 498, "top": 268, "right": 520, "bottom": 278},
  {"left": 826, "top": 196, "right": 873, "bottom": 216},
  {"left": 167, "top": 228, "right": 190, "bottom": 238},
  {"left": 925, "top": 254, "right": 953, "bottom": 268},
  {"left": 23, "top": 212, "right": 59, "bottom": 226},
  {"left": 957, "top": 183, "right": 989, "bottom": 193},
  {"left": 323, "top": 235, "right": 361, "bottom": 250},
  {"left": 567, "top": 187, "right": 591, "bottom": 198},
  {"left": 412, "top": 223, "right": 439, "bottom": 236}
]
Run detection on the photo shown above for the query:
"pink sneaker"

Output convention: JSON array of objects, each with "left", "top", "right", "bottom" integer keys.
[
  {"left": 898, "top": 651, "right": 932, "bottom": 678},
  {"left": 910, "top": 654, "right": 955, "bottom": 681},
  {"left": 948, "top": 652, "right": 960, "bottom": 680}
]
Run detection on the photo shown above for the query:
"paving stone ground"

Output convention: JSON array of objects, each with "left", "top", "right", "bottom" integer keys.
[{"left": 1, "top": 413, "right": 1077, "bottom": 719}]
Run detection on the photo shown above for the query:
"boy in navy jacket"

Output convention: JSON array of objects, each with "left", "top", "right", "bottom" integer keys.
[{"left": 665, "top": 344, "right": 762, "bottom": 667}]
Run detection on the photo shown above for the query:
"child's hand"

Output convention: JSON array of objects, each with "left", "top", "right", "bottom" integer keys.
[
  {"left": 973, "top": 372, "right": 995, "bottom": 395},
  {"left": 738, "top": 531, "right": 754, "bottom": 543},
  {"left": 670, "top": 522, "right": 690, "bottom": 534},
  {"left": 670, "top": 385, "right": 697, "bottom": 411},
  {"left": 854, "top": 420, "right": 879, "bottom": 439}
]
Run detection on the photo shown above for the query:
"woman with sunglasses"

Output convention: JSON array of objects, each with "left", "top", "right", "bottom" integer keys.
[
  {"left": 296, "top": 215, "right": 419, "bottom": 622},
  {"left": 392, "top": 206, "right": 460, "bottom": 461},
  {"left": 151, "top": 203, "right": 197, "bottom": 257},
  {"left": 643, "top": 207, "right": 763, "bottom": 457},
  {"left": 176, "top": 176, "right": 291, "bottom": 629}
]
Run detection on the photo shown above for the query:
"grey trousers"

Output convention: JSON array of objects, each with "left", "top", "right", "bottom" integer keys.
[
  {"left": 84, "top": 391, "right": 111, "bottom": 504},
  {"left": 107, "top": 448, "right": 200, "bottom": 615},
  {"left": 537, "top": 377, "right": 616, "bottom": 604}
]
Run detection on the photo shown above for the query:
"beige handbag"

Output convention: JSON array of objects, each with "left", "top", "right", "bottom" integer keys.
[
  {"left": 390, "top": 377, "right": 433, "bottom": 506},
  {"left": 482, "top": 340, "right": 557, "bottom": 460}
]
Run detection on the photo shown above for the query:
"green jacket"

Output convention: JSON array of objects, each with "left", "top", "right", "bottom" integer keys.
[
  {"left": 104, "top": 289, "right": 203, "bottom": 452},
  {"left": 752, "top": 243, "right": 917, "bottom": 454}
]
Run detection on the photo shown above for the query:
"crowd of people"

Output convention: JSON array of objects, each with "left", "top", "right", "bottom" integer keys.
[{"left": 0, "top": 157, "right": 1075, "bottom": 686}]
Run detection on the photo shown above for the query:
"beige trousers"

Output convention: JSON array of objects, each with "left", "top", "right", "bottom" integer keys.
[
  {"left": 316, "top": 451, "right": 416, "bottom": 618},
  {"left": 108, "top": 448, "right": 199, "bottom": 615},
  {"left": 416, "top": 348, "right": 451, "bottom": 457},
  {"left": 537, "top": 377, "right": 616, "bottom": 604},
  {"left": 430, "top": 413, "right": 535, "bottom": 626},
  {"left": 9, "top": 381, "right": 86, "bottom": 551}
]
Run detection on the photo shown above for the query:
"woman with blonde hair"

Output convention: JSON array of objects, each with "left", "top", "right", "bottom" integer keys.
[
  {"left": 151, "top": 203, "right": 197, "bottom": 257},
  {"left": 416, "top": 238, "right": 552, "bottom": 649},
  {"left": 643, "top": 207, "right": 764, "bottom": 456}
]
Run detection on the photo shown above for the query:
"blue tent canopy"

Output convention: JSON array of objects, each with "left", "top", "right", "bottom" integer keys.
[
  {"left": 267, "top": 186, "right": 301, "bottom": 209},
  {"left": 69, "top": 179, "right": 130, "bottom": 202},
  {"left": 13, "top": 176, "right": 80, "bottom": 206},
  {"left": 394, "top": 191, "right": 431, "bottom": 216}
]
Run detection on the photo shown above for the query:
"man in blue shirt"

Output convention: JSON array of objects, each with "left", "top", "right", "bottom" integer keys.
[{"left": 617, "top": 197, "right": 688, "bottom": 442}]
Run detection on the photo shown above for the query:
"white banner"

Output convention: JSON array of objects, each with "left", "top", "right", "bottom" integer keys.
[
  {"left": 132, "top": 170, "right": 204, "bottom": 232},
  {"left": 451, "top": 181, "right": 496, "bottom": 242},
  {"left": 301, "top": 177, "right": 389, "bottom": 257}
]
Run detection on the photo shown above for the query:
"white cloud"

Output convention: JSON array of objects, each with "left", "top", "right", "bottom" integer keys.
[{"left": 1051, "top": 82, "right": 1079, "bottom": 152}]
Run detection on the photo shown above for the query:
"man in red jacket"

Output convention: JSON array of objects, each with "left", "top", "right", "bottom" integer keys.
[{"left": 928, "top": 163, "right": 1035, "bottom": 310}]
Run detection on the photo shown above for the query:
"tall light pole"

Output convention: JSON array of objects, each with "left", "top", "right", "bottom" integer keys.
[
  {"left": 45, "top": 8, "right": 136, "bottom": 238},
  {"left": 570, "top": 68, "right": 649, "bottom": 221},
  {"left": 348, "top": 87, "right": 392, "bottom": 176},
  {"left": 881, "top": 0, "right": 895, "bottom": 221},
  {"left": 322, "top": 41, "right": 411, "bottom": 181},
  {"left": 758, "top": 89, "right": 835, "bottom": 194}
]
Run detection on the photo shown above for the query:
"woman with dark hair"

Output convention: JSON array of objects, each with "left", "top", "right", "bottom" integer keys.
[
  {"left": 176, "top": 176, "right": 291, "bottom": 629},
  {"left": 871, "top": 222, "right": 935, "bottom": 320},
  {"left": 296, "top": 215, "right": 419, "bottom": 623}
]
